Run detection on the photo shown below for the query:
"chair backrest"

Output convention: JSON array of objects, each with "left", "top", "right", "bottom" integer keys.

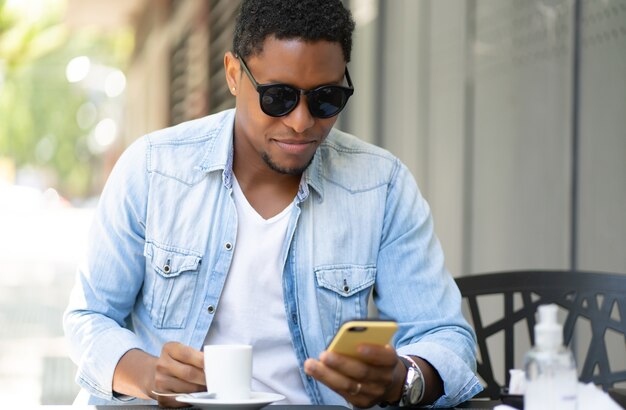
[{"left": 455, "top": 270, "right": 626, "bottom": 399}]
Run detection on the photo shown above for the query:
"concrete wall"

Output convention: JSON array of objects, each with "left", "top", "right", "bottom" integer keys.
[{"left": 345, "top": 0, "right": 625, "bottom": 279}]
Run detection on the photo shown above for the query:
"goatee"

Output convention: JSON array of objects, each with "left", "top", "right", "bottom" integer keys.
[{"left": 262, "top": 152, "right": 314, "bottom": 176}]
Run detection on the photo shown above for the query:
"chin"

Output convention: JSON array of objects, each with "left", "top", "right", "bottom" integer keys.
[
  {"left": 270, "top": 163, "right": 309, "bottom": 176},
  {"left": 263, "top": 153, "right": 312, "bottom": 176}
]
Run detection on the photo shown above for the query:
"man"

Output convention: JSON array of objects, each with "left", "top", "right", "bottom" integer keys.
[{"left": 64, "top": 0, "right": 482, "bottom": 408}]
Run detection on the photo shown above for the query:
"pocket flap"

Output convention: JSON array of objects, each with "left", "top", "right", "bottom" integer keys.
[
  {"left": 315, "top": 265, "right": 376, "bottom": 297},
  {"left": 144, "top": 242, "right": 202, "bottom": 277}
]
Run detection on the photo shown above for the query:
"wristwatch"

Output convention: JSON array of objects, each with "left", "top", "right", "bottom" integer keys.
[{"left": 398, "top": 355, "right": 425, "bottom": 406}]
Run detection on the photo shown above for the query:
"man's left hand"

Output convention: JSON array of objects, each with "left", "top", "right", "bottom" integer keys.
[{"left": 304, "top": 344, "right": 405, "bottom": 408}]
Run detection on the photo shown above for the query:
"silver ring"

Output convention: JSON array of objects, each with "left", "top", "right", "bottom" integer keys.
[{"left": 349, "top": 382, "right": 362, "bottom": 396}]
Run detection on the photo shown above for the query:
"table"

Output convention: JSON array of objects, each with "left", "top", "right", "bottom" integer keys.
[{"left": 26, "top": 402, "right": 503, "bottom": 409}]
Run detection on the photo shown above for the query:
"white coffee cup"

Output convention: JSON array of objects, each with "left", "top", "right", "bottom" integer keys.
[{"left": 204, "top": 344, "right": 252, "bottom": 400}]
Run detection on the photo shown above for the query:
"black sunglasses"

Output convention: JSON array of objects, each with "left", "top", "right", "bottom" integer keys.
[{"left": 237, "top": 56, "right": 354, "bottom": 119}]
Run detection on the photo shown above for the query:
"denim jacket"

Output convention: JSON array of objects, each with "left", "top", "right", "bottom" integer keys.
[{"left": 63, "top": 109, "right": 482, "bottom": 407}]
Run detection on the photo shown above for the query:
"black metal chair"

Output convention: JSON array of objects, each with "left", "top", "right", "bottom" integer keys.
[{"left": 455, "top": 270, "right": 626, "bottom": 399}]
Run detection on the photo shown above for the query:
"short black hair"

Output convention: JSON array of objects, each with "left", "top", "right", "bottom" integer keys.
[{"left": 233, "top": 0, "right": 356, "bottom": 62}]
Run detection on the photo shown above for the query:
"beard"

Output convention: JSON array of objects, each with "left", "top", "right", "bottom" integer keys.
[{"left": 262, "top": 152, "right": 314, "bottom": 176}]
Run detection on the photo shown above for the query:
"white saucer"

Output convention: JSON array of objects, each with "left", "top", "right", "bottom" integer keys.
[{"left": 176, "top": 391, "right": 285, "bottom": 409}]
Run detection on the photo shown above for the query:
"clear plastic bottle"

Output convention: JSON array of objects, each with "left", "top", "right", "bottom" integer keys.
[{"left": 524, "top": 304, "right": 578, "bottom": 410}]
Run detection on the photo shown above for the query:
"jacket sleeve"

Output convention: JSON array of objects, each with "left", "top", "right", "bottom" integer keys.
[
  {"left": 374, "top": 159, "right": 483, "bottom": 407},
  {"left": 63, "top": 137, "right": 150, "bottom": 401}
]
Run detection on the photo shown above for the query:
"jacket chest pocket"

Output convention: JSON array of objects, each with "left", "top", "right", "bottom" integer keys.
[
  {"left": 314, "top": 265, "right": 376, "bottom": 345},
  {"left": 144, "top": 242, "right": 202, "bottom": 329}
]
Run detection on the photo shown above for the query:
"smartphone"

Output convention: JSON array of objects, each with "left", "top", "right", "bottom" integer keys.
[{"left": 327, "top": 320, "right": 398, "bottom": 358}]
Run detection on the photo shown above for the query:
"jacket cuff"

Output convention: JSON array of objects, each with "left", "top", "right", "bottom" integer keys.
[
  {"left": 74, "top": 327, "right": 145, "bottom": 401},
  {"left": 397, "top": 342, "right": 483, "bottom": 408}
]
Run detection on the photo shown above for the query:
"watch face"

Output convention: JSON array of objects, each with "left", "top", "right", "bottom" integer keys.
[
  {"left": 399, "top": 356, "right": 424, "bottom": 406},
  {"left": 406, "top": 366, "right": 424, "bottom": 405},
  {"left": 409, "top": 379, "right": 422, "bottom": 403}
]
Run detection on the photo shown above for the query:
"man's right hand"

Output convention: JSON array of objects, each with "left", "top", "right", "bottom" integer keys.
[{"left": 113, "top": 342, "right": 206, "bottom": 408}]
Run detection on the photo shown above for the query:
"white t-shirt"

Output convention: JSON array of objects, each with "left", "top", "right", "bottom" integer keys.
[{"left": 203, "top": 177, "right": 310, "bottom": 404}]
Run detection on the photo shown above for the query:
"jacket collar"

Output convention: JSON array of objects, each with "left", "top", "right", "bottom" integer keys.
[{"left": 195, "top": 109, "right": 325, "bottom": 201}]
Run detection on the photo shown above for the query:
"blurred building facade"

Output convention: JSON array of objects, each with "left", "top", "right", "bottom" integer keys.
[
  {"left": 82, "top": 0, "right": 241, "bottom": 140},
  {"left": 122, "top": 0, "right": 240, "bottom": 139}
]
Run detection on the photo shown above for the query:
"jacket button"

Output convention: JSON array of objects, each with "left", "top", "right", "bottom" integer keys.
[
  {"left": 343, "top": 285, "right": 350, "bottom": 293},
  {"left": 207, "top": 305, "right": 215, "bottom": 314},
  {"left": 225, "top": 242, "right": 233, "bottom": 250},
  {"left": 163, "top": 264, "right": 171, "bottom": 274}
]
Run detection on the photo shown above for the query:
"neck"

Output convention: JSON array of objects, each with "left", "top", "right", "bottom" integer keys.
[
  {"left": 232, "top": 153, "right": 302, "bottom": 219},
  {"left": 233, "top": 155, "right": 302, "bottom": 191}
]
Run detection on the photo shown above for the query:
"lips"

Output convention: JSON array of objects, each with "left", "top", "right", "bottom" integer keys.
[{"left": 273, "top": 139, "right": 315, "bottom": 154}]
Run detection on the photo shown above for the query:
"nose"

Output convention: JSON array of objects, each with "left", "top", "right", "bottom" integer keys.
[{"left": 282, "top": 96, "right": 315, "bottom": 134}]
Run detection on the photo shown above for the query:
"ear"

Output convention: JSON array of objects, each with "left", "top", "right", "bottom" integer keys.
[{"left": 224, "top": 51, "right": 240, "bottom": 95}]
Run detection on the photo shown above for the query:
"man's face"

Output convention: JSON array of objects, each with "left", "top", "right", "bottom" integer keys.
[{"left": 229, "top": 37, "right": 347, "bottom": 176}]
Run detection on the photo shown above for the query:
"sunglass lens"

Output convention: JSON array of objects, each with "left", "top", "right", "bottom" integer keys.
[
  {"left": 308, "top": 87, "right": 349, "bottom": 118},
  {"left": 261, "top": 86, "right": 298, "bottom": 117}
]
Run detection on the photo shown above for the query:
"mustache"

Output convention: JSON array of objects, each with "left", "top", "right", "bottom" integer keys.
[{"left": 269, "top": 131, "right": 323, "bottom": 142}]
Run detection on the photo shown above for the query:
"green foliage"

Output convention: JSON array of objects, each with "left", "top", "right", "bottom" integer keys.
[{"left": 0, "top": 0, "right": 132, "bottom": 198}]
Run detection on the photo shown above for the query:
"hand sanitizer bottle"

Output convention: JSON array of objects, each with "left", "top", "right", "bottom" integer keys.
[{"left": 524, "top": 304, "right": 577, "bottom": 410}]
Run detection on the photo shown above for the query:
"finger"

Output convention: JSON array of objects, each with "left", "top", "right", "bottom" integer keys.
[
  {"left": 319, "top": 350, "right": 395, "bottom": 385},
  {"left": 160, "top": 343, "right": 206, "bottom": 386},
  {"left": 304, "top": 359, "right": 384, "bottom": 407},
  {"left": 319, "top": 351, "right": 371, "bottom": 382},
  {"left": 354, "top": 344, "right": 398, "bottom": 366},
  {"left": 304, "top": 358, "right": 357, "bottom": 395},
  {"left": 156, "top": 357, "right": 206, "bottom": 390},
  {"left": 153, "top": 371, "right": 205, "bottom": 396},
  {"left": 305, "top": 358, "right": 382, "bottom": 398},
  {"left": 166, "top": 342, "right": 205, "bottom": 369}
]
